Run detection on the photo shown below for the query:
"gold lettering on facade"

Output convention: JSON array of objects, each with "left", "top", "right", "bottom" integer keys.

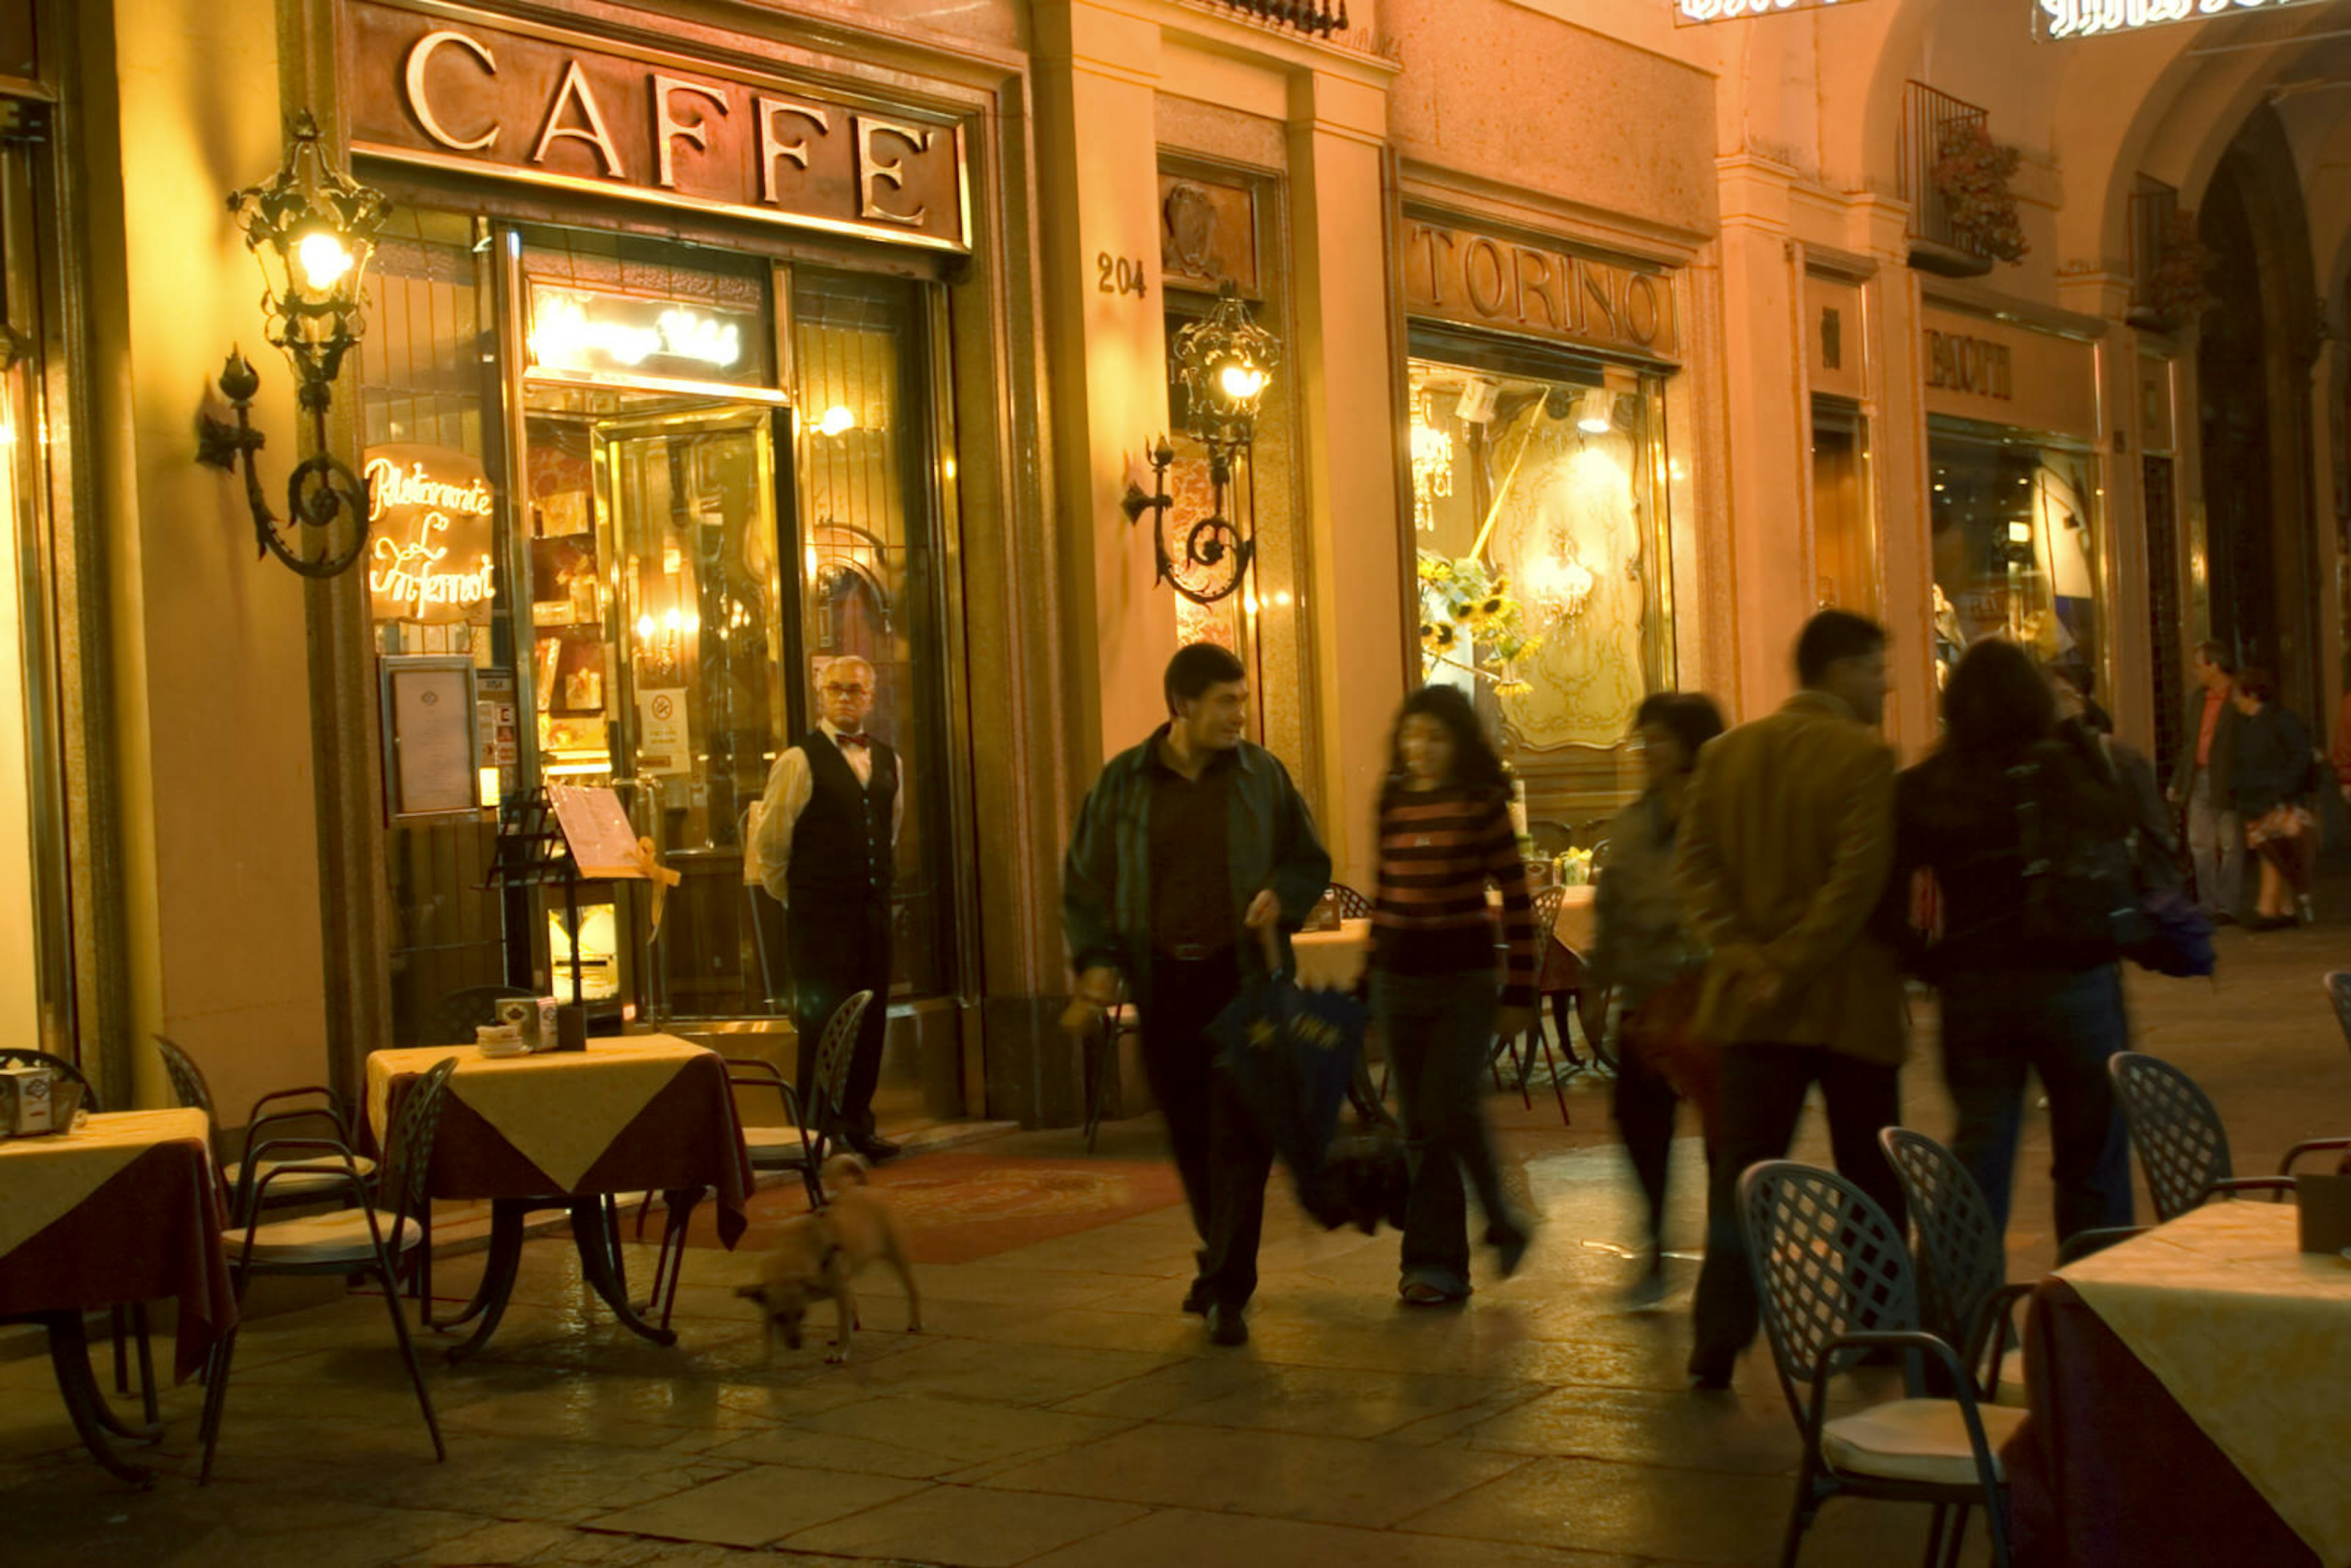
[
  {"left": 653, "top": 75, "right": 729, "bottom": 190},
  {"left": 403, "top": 29, "right": 499, "bottom": 152},
  {"left": 1515, "top": 247, "right": 1559, "bottom": 331},
  {"left": 1463, "top": 236, "right": 1510, "bottom": 318},
  {"left": 1624, "top": 273, "right": 1664, "bottom": 347},
  {"left": 1401, "top": 219, "right": 1676, "bottom": 359},
  {"left": 530, "top": 60, "right": 626, "bottom": 178},
  {"left": 1410, "top": 225, "right": 1454, "bottom": 309},
  {"left": 756, "top": 96, "right": 830, "bottom": 204},
  {"left": 855, "top": 117, "right": 932, "bottom": 225},
  {"left": 1924, "top": 328, "right": 2014, "bottom": 400}
]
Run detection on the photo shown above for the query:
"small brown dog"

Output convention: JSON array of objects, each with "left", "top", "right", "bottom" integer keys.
[{"left": 735, "top": 1153, "right": 922, "bottom": 1364}]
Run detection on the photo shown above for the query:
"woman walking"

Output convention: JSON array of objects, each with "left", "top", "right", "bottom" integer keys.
[
  {"left": 2230, "top": 666, "right": 2322, "bottom": 930},
  {"left": 1591, "top": 692, "right": 1724, "bottom": 1307},
  {"left": 1892, "top": 639, "right": 2134, "bottom": 1244},
  {"left": 1370, "top": 685, "right": 1539, "bottom": 1304}
]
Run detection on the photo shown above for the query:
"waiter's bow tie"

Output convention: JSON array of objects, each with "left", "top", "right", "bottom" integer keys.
[{"left": 837, "top": 732, "right": 873, "bottom": 749}]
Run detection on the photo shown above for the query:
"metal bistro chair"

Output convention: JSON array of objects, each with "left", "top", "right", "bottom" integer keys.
[
  {"left": 2107, "top": 1051, "right": 2350, "bottom": 1222},
  {"left": 0, "top": 1050, "right": 159, "bottom": 1428},
  {"left": 1741, "top": 1160, "right": 2023, "bottom": 1568},
  {"left": 1485, "top": 885, "right": 1573, "bottom": 1125},
  {"left": 1878, "top": 1128, "right": 2036, "bottom": 1405},
  {"left": 153, "top": 1036, "right": 376, "bottom": 1228},
  {"left": 1321, "top": 882, "right": 1374, "bottom": 922},
  {"left": 199, "top": 1055, "right": 459, "bottom": 1484},
  {"left": 2323, "top": 972, "right": 2351, "bottom": 1056}
]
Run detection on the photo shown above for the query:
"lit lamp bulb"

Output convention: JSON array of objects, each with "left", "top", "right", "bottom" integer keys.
[
  {"left": 1576, "top": 392, "right": 1613, "bottom": 436},
  {"left": 816, "top": 405, "right": 857, "bottom": 437},
  {"left": 634, "top": 613, "right": 657, "bottom": 641},
  {"left": 296, "top": 230, "right": 354, "bottom": 293},
  {"left": 1217, "top": 361, "right": 1267, "bottom": 403}
]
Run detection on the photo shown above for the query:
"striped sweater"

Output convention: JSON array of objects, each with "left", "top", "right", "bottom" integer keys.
[{"left": 1370, "top": 786, "right": 1540, "bottom": 1008}]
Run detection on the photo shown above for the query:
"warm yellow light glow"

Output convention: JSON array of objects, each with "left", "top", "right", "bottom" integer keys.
[
  {"left": 663, "top": 607, "right": 683, "bottom": 634},
  {"left": 2008, "top": 522, "right": 2033, "bottom": 544},
  {"left": 1218, "top": 363, "right": 1267, "bottom": 403},
  {"left": 1272, "top": 590, "right": 1294, "bottom": 607},
  {"left": 1577, "top": 391, "right": 1613, "bottom": 435},
  {"left": 635, "top": 613, "right": 657, "bottom": 641},
  {"left": 296, "top": 230, "right": 354, "bottom": 293},
  {"left": 478, "top": 767, "right": 501, "bottom": 807},
  {"left": 817, "top": 405, "right": 857, "bottom": 437}
]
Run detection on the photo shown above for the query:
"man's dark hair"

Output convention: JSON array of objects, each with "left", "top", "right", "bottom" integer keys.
[
  {"left": 2195, "top": 640, "right": 2235, "bottom": 675},
  {"left": 1633, "top": 692, "right": 1727, "bottom": 770},
  {"left": 1164, "top": 642, "right": 1247, "bottom": 715},
  {"left": 2237, "top": 664, "right": 2278, "bottom": 704},
  {"left": 1943, "top": 638, "right": 2055, "bottom": 757},
  {"left": 1795, "top": 610, "right": 1888, "bottom": 688}
]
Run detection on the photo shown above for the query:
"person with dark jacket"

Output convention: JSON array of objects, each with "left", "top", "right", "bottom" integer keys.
[
  {"left": 1062, "top": 643, "right": 1332, "bottom": 1347},
  {"left": 2166, "top": 640, "right": 2242, "bottom": 922},
  {"left": 2229, "top": 666, "right": 2320, "bottom": 929},
  {"left": 1893, "top": 639, "right": 2134, "bottom": 1244},
  {"left": 1368, "top": 685, "right": 1539, "bottom": 1305}
]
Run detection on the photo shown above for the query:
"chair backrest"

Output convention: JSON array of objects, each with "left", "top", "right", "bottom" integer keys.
[
  {"left": 1879, "top": 1127, "right": 2004, "bottom": 1356},
  {"left": 1739, "top": 1160, "right": 1923, "bottom": 1422},
  {"left": 152, "top": 1036, "right": 218, "bottom": 1126},
  {"left": 808, "top": 989, "right": 875, "bottom": 1133},
  {"left": 2109, "top": 1050, "right": 2233, "bottom": 1221},
  {"left": 1531, "top": 883, "right": 1569, "bottom": 943},
  {"left": 418, "top": 985, "right": 537, "bottom": 1047},
  {"left": 0, "top": 1048, "right": 98, "bottom": 1112},
  {"left": 1323, "top": 883, "right": 1373, "bottom": 921},
  {"left": 2324, "top": 973, "right": 2351, "bottom": 1055},
  {"left": 379, "top": 1057, "right": 460, "bottom": 1243}
]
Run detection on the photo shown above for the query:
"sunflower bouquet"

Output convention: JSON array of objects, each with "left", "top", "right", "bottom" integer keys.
[{"left": 1418, "top": 552, "right": 1540, "bottom": 694}]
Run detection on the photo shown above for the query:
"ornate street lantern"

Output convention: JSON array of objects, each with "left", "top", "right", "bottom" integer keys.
[{"left": 197, "top": 111, "right": 394, "bottom": 579}]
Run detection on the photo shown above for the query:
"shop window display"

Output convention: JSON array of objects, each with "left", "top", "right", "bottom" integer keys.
[{"left": 1928, "top": 427, "right": 2102, "bottom": 692}]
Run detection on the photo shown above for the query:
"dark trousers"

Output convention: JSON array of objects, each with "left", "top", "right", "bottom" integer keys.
[
  {"left": 1613, "top": 1015, "right": 1684, "bottom": 1256},
  {"left": 1690, "top": 1042, "right": 1904, "bottom": 1377},
  {"left": 1374, "top": 970, "right": 1520, "bottom": 1292},
  {"left": 1940, "top": 965, "right": 2132, "bottom": 1243},
  {"left": 1136, "top": 950, "right": 1273, "bottom": 1309},
  {"left": 789, "top": 901, "right": 891, "bottom": 1138}
]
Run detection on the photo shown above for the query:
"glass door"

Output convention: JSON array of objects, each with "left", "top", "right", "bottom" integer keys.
[{"left": 1810, "top": 399, "right": 1876, "bottom": 613}]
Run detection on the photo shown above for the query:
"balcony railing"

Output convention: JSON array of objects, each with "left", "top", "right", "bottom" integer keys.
[
  {"left": 1194, "top": 0, "right": 1351, "bottom": 37},
  {"left": 1897, "top": 81, "right": 1992, "bottom": 259}
]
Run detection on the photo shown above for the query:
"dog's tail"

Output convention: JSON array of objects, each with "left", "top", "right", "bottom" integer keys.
[{"left": 820, "top": 1151, "right": 870, "bottom": 1190}]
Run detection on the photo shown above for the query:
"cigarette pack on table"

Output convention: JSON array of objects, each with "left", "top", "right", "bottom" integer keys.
[
  {"left": 0, "top": 1064, "right": 64, "bottom": 1137},
  {"left": 494, "top": 995, "right": 568, "bottom": 1052}
]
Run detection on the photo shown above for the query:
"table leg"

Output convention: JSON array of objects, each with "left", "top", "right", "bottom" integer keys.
[
  {"left": 443, "top": 1201, "right": 527, "bottom": 1362},
  {"left": 569, "top": 1198, "right": 679, "bottom": 1346},
  {"left": 40, "top": 1313, "right": 154, "bottom": 1487}
]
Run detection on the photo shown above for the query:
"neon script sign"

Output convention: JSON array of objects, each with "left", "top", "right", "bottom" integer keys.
[
  {"left": 2036, "top": 0, "right": 2328, "bottom": 38},
  {"left": 365, "top": 446, "right": 497, "bottom": 622},
  {"left": 1674, "top": 0, "right": 1863, "bottom": 24},
  {"left": 525, "top": 284, "right": 763, "bottom": 386}
]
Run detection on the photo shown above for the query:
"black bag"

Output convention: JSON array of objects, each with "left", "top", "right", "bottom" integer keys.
[
  {"left": 2011, "top": 757, "right": 2150, "bottom": 964},
  {"left": 2083, "top": 733, "right": 2215, "bottom": 978}
]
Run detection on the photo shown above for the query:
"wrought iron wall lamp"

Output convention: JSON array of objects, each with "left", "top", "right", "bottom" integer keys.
[
  {"left": 197, "top": 111, "right": 393, "bottom": 578},
  {"left": 1120, "top": 281, "right": 1278, "bottom": 606}
]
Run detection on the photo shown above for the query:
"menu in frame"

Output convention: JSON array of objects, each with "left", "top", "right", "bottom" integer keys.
[{"left": 547, "top": 784, "right": 646, "bottom": 880}]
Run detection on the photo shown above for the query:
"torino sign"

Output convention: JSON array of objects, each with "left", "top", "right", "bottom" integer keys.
[
  {"left": 1673, "top": 0, "right": 1862, "bottom": 23},
  {"left": 2036, "top": 0, "right": 2329, "bottom": 39}
]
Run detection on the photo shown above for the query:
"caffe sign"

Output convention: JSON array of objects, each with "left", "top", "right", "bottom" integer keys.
[
  {"left": 343, "top": 0, "right": 969, "bottom": 252},
  {"left": 366, "top": 445, "right": 497, "bottom": 623},
  {"left": 2033, "top": 0, "right": 2327, "bottom": 42},
  {"left": 1403, "top": 216, "right": 1678, "bottom": 362}
]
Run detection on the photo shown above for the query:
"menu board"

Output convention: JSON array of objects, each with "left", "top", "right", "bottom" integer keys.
[{"left": 547, "top": 784, "right": 645, "bottom": 879}]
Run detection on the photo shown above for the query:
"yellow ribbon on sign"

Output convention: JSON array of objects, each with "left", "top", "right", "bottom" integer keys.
[{"left": 634, "top": 835, "right": 683, "bottom": 936}]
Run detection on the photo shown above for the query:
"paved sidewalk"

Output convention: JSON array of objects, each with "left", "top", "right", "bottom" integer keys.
[{"left": 1, "top": 924, "right": 2343, "bottom": 1567}]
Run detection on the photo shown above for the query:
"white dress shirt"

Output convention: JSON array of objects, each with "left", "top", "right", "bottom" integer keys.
[{"left": 750, "top": 719, "right": 904, "bottom": 902}]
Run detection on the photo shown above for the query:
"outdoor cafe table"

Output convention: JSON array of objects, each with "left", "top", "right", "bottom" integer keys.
[
  {"left": 365, "top": 1035, "right": 752, "bottom": 1356},
  {"left": 0, "top": 1108, "right": 235, "bottom": 1485},
  {"left": 2004, "top": 1201, "right": 2351, "bottom": 1568}
]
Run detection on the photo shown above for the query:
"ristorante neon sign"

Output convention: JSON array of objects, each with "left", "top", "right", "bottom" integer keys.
[
  {"left": 1674, "top": 0, "right": 1862, "bottom": 24},
  {"left": 2036, "top": 0, "right": 2328, "bottom": 39},
  {"left": 365, "top": 447, "right": 497, "bottom": 622}
]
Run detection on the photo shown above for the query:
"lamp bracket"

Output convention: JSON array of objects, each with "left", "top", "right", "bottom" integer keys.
[{"left": 197, "top": 349, "right": 371, "bottom": 579}]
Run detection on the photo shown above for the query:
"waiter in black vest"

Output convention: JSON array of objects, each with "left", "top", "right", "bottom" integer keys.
[{"left": 756, "top": 654, "right": 902, "bottom": 1162}]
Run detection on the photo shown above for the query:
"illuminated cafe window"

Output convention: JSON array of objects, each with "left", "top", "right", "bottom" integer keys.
[{"left": 1927, "top": 421, "right": 2102, "bottom": 696}]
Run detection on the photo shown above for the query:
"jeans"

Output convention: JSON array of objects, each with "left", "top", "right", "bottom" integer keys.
[
  {"left": 1373, "top": 969, "right": 1520, "bottom": 1295},
  {"left": 1136, "top": 950, "right": 1275, "bottom": 1310},
  {"left": 1690, "top": 1043, "right": 1904, "bottom": 1378},
  {"left": 2185, "top": 767, "right": 2242, "bottom": 920},
  {"left": 1613, "top": 1013, "right": 1683, "bottom": 1258},
  {"left": 1939, "top": 964, "right": 2133, "bottom": 1245}
]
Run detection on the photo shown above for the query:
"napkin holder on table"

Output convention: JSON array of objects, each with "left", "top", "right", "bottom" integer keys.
[
  {"left": 2296, "top": 1172, "right": 2351, "bottom": 1254},
  {"left": 0, "top": 1065, "right": 76, "bottom": 1136}
]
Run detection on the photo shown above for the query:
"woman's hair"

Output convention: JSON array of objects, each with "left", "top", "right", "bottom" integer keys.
[
  {"left": 2237, "top": 665, "right": 2278, "bottom": 703},
  {"left": 1635, "top": 692, "right": 1726, "bottom": 771},
  {"left": 1942, "top": 638, "right": 2055, "bottom": 756},
  {"left": 1383, "top": 684, "right": 1510, "bottom": 805}
]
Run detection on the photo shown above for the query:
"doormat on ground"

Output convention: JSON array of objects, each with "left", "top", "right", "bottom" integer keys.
[{"left": 677, "top": 1152, "right": 1188, "bottom": 1265}]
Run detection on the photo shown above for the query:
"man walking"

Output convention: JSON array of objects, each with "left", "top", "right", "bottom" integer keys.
[
  {"left": 1673, "top": 610, "right": 1908, "bottom": 1389},
  {"left": 1063, "top": 643, "right": 1331, "bottom": 1347},
  {"left": 2167, "top": 640, "right": 2241, "bottom": 924},
  {"left": 757, "top": 655, "right": 903, "bottom": 1163}
]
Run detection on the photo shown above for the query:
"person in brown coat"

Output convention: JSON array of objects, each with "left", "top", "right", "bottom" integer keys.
[{"left": 1672, "top": 610, "right": 1908, "bottom": 1389}]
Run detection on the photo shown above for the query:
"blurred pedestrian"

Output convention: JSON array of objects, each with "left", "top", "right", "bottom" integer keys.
[
  {"left": 2166, "top": 640, "right": 2242, "bottom": 923},
  {"left": 1674, "top": 610, "right": 1907, "bottom": 1390},
  {"left": 1368, "top": 685, "right": 1538, "bottom": 1305},
  {"left": 1592, "top": 692, "right": 1725, "bottom": 1308},
  {"left": 1894, "top": 640, "right": 2134, "bottom": 1245},
  {"left": 2229, "top": 666, "right": 2321, "bottom": 930},
  {"left": 1062, "top": 643, "right": 1332, "bottom": 1346}
]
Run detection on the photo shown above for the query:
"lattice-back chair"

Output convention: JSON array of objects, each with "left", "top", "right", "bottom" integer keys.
[
  {"left": 0, "top": 1050, "right": 158, "bottom": 1424},
  {"left": 1739, "top": 1160, "right": 2022, "bottom": 1568},
  {"left": 1322, "top": 882, "right": 1373, "bottom": 922},
  {"left": 418, "top": 984, "right": 536, "bottom": 1047},
  {"left": 806, "top": 989, "right": 873, "bottom": 1160},
  {"left": 153, "top": 1035, "right": 375, "bottom": 1226},
  {"left": 1878, "top": 1128, "right": 2033, "bottom": 1404},
  {"left": 727, "top": 988, "right": 871, "bottom": 1204},
  {"left": 2110, "top": 1051, "right": 2351, "bottom": 1219},
  {"left": 1487, "top": 883, "right": 1572, "bottom": 1126},
  {"left": 199, "top": 1055, "right": 459, "bottom": 1484},
  {"left": 2325, "top": 973, "right": 2351, "bottom": 1054}
]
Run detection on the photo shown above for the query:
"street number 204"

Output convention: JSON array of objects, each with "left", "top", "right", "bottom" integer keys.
[{"left": 1097, "top": 252, "right": 1148, "bottom": 298}]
